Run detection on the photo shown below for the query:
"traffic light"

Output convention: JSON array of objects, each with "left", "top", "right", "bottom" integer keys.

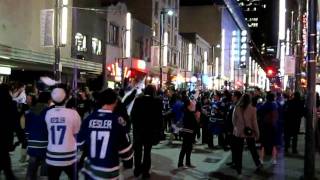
[
  {"left": 267, "top": 69, "right": 274, "bottom": 76},
  {"left": 266, "top": 66, "right": 276, "bottom": 78},
  {"left": 301, "top": 78, "right": 307, "bottom": 88}
]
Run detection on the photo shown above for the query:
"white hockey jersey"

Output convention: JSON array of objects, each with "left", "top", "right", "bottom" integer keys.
[{"left": 45, "top": 106, "right": 81, "bottom": 166}]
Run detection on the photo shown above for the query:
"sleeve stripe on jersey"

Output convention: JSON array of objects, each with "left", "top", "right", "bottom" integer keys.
[
  {"left": 46, "top": 153, "right": 77, "bottom": 158},
  {"left": 46, "top": 156, "right": 76, "bottom": 161},
  {"left": 47, "top": 150, "right": 77, "bottom": 156},
  {"left": 119, "top": 144, "right": 132, "bottom": 154},
  {"left": 28, "top": 141, "right": 48, "bottom": 147},
  {"left": 46, "top": 159, "right": 77, "bottom": 167},
  {"left": 28, "top": 140, "right": 48, "bottom": 143},
  {"left": 90, "top": 164, "right": 120, "bottom": 172},
  {"left": 83, "top": 160, "right": 120, "bottom": 179},
  {"left": 121, "top": 153, "right": 133, "bottom": 161},
  {"left": 119, "top": 148, "right": 133, "bottom": 160},
  {"left": 77, "top": 141, "right": 85, "bottom": 146},
  {"left": 28, "top": 146, "right": 47, "bottom": 149}
]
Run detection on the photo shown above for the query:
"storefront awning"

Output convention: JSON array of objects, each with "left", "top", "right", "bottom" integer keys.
[{"left": 0, "top": 44, "right": 102, "bottom": 75}]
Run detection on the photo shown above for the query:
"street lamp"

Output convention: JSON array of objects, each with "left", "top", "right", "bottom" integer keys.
[
  {"left": 212, "top": 44, "right": 220, "bottom": 88},
  {"left": 167, "top": 10, "right": 174, "bottom": 16},
  {"left": 159, "top": 9, "right": 174, "bottom": 89}
]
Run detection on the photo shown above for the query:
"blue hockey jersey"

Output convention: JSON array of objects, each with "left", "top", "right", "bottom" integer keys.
[
  {"left": 25, "top": 104, "right": 50, "bottom": 158},
  {"left": 78, "top": 109, "right": 133, "bottom": 180}
]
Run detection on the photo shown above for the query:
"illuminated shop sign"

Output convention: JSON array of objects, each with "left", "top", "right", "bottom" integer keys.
[{"left": 240, "top": 30, "right": 247, "bottom": 68}]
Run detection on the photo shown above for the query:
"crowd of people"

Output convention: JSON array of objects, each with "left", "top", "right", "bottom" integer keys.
[
  {"left": 0, "top": 80, "right": 318, "bottom": 180},
  {"left": 162, "top": 87, "right": 307, "bottom": 177}
]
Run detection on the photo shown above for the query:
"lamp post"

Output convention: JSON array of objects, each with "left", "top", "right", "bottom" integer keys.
[
  {"left": 304, "top": 0, "right": 317, "bottom": 179},
  {"left": 295, "top": 0, "right": 305, "bottom": 92},
  {"left": 54, "top": 0, "right": 61, "bottom": 82},
  {"left": 159, "top": 9, "right": 174, "bottom": 89},
  {"left": 53, "top": 0, "right": 68, "bottom": 83}
]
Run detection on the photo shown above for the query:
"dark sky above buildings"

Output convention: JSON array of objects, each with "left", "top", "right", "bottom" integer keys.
[
  {"left": 100, "top": 0, "right": 223, "bottom": 6},
  {"left": 98, "top": 0, "right": 278, "bottom": 49},
  {"left": 180, "top": 0, "right": 224, "bottom": 6},
  {"left": 100, "top": 0, "right": 126, "bottom": 6}
]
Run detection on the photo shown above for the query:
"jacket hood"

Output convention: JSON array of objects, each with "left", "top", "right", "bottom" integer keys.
[{"left": 30, "top": 103, "right": 47, "bottom": 115}]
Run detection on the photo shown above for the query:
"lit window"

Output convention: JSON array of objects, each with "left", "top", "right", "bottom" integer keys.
[
  {"left": 108, "top": 24, "right": 119, "bottom": 45},
  {"left": 92, "top": 38, "right": 102, "bottom": 55},
  {"left": 75, "top": 33, "right": 87, "bottom": 52},
  {"left": 154, "top": 1, "right": 159, "bottom": 17},
  {"left": 153, "top": 23, "right": 159, "bottom": 37}
]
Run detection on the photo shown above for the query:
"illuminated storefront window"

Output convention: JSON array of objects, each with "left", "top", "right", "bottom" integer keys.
[
  {"left": 75, "top": 33, "right": 87, "bottom": 52},
  {"left": 92, "top": 38, "right": 102, "bottom": 55}
]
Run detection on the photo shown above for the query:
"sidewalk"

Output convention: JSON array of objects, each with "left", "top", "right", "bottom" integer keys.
[
  {"left": 122, "top": 140, "right": 231, "bottom": 180},
  {"left": 209, "top": 134, "right": 320, "bottom": 180},
  {"left": 4, "top": 134, "right": 320, "bottom": 179},
  {"left": 4, "top": 139, "right": 230, "bottom": 180}
]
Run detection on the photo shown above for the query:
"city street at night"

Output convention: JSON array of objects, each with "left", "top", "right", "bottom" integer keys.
[{"left": 1, "top": 0, "right": 320, "bottom": 179}]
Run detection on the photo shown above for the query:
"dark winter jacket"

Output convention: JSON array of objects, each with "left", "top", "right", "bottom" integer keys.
[
  {"left": 0, "top": 101, "right": 25, "bottom": 151},
  {"left": 181, "top": 109, "right": 198, "bottom": 134},
  {"left": 25, "top": 103, "right": 50, "bottom": 158},
  {"left": 284, "top": 98, "right": 305, "bottom": 134},
  {"left": 114, "top": 99, "right": 131, "bottom": 132},
  {"left": 131, "top": 95, "right": 163, "bottom": 144}
]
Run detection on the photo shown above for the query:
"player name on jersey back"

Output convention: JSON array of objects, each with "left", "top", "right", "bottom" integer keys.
[
  {"left": 45, "top": 107, "right": 81, "bottom": 167},
  {"left": 50, "top": 117, "right": 65, "bottom": 123},
  {"left": 89, "top": 119, "right": 112, "bottom": 129}
]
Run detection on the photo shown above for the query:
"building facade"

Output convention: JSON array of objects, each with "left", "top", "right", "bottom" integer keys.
[
  {"left": 180, "top": 0, "right": 266, "bottom": 90},
  {"left": 179, "top": 33, "right": 211, "bottom": 88},
  {"left": 237, "top": 0, "right": 277, "bottom": 55},
  {"left": 0, "top": 0, "right": 102, "bottom": 84},
  {"left": 127, "top": 0, "right": 181, "bottom": 86}
]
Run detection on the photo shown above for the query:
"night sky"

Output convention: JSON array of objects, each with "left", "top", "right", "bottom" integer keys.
[
  {"left": 180, "top": 0, "right": 224, "bottom": 6},
  {"left": 101, "top": 0, "right": 127, "bottom": 6},
  {"left": 99, "top": 0, "right": 278, "bottom": 55}
]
